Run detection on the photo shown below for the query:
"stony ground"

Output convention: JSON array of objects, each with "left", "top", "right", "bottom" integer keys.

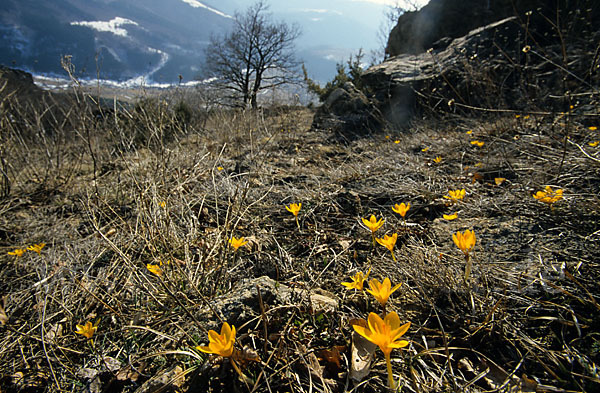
[{"left": 0, "top": 96, "right": 599, "bottom": 392}]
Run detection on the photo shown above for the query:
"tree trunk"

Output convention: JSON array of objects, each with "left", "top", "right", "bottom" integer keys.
[{"left": 251, "top": 73, "right": 262, "bottom": 109}]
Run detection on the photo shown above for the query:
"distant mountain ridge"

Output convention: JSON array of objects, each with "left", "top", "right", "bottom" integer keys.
[
  {"left": 0, "top": 0, "right": 232, "bottom": 83},
  {"left": 0, "top": 0, "right": 392, "bottom": 84}
]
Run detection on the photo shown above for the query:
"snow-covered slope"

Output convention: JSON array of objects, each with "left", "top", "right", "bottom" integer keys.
[
  {"left": 0, "top": 0, "right": 416, "bottom": 84},
  {"left": 0, "top": 0, "right": 233, "bottom": 83}
]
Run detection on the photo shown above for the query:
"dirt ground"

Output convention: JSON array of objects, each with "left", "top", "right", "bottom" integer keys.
[{"left": 0, "top": 94, "right": 599, "bottom": 392}]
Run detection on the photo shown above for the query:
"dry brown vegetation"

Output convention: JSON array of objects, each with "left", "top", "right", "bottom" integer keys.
[{"left": 1, "top": 60, "right": 600, "bottom": 392}]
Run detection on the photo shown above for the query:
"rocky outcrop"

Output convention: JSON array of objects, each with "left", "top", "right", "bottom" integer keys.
[
  {"left": 311, "top": 82, "right": 383, "bottom": 140},
  {"left": 0, "top": 65, "right": 47, "bottom": 100},
  {"left": 0, "top": 66, "right": 64, "bottom": 136},
  {"left": 360, "top": 3, "right": 600, "bottom": 128},
  {"left": 311, "top": 17, "right": 529, "bottom": 132},
  {"left": 0, "top": 66, "right": 94, "bottom": 136},
  {"left": 364, "top": 17, "right": 526, "bottom": 125},
  {"left": 385, "top": 0, "right": 598, "bottom": 57},
  {"left": 311, "top": 0, "right": 598, "bottom": 133},
  {"left": 199, "top": 276, "right": 338, "bottom": 330}
]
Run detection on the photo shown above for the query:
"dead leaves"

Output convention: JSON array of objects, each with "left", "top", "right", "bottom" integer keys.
[
  {"left": 317, "top": 345, "right": 346, "bottom": 374},
  {"left": 349, "top": 318, "right": 377, "bottom": 382}
]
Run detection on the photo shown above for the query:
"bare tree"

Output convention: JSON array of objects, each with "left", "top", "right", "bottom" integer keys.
[{"left": 203, "top": 1, "right": 301, "bottom": 108}]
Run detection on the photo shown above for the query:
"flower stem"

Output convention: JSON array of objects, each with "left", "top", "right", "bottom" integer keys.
[
  {"left": 385, "top": 352, "right": 395, "bottom": 390},
  {"left": 295, "top": 216, "right": 300, "bottom": 230},
  {"left": 230, "top": 357, "right": 244, "bottom": 379},
  {"left": 390, "top": 249, "right": 396, "bottom": 262},
  {"left": 464, "top": 254, "right": 472, "bottom": 283},
  {"left": 371, "top": 233, "right": 376, "bottom": 248}
]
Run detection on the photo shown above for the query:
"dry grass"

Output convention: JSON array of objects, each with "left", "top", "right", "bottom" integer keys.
[{"left": 0, "top": 79, "right": 599, "bottom": 393}]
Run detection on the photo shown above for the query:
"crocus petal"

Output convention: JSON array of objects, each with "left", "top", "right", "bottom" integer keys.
[
  {"left": 389, "top": 283, "right": 402, "bottom": 295},
  {"left": 388, "top": 340, "right": 410, "bottom": 349},
  {"left": 352, "top": 324, "right": 372, "bottom": 340},
  {"left": 208, "top": 330, "right": 221, "bottom": 342},
  {"left": 392, "top": 321, "right": 411, "bottom": 339},
  {"left": 384, "top": 311, "right": 401, "bottom": 328},
  {"left": 382, "top": 278, "right": 392, "bottom": 290},
  {"left": 221, "top": 322, "right": 231, "bottom": 337},
  {"left": 366, "top": 279, "right": 380, "bottom": 295},
  {"left": 367, "top": 313, "right": 385, "bottom": 335},
  {"left": 227, "top": 325, "right": 236, "bottom": 342},
  {"left": 197, "top": 345, "right": 213, "bottom": 353}
]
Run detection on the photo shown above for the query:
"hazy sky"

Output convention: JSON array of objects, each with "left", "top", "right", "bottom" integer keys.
[
  {"left": 358, "top": 0, "right": 429, "bottom": 7},
  {"left": 262, "top": 0, "right": 431, "bottom": 80}
]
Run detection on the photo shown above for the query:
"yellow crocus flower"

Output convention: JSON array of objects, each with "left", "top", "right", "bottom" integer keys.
[
  {"left": 362, "top": 214, "right": 384, "bottom": 246},
  {"left": 229, "top": 236, "right": 248, "bottom": 251},
  {"left": 533, "top": 185, "right": 563, "bottom": 206},
  {"left": 443, "top": 189, "right": 466, "bottom": 202},
  {"left": 352, "top": 312, "right": 410, "bottom": 389},
  {"left": 75, "top": 320, "right": 98, "bottom": 340},
  {"left": 376, "top": 233, "right": 398, "bottom": 261},
  {"left": 286, "top": 203, "right": 302, "bottom": 229},
  {"left": 362, "top": 215, "right": 384, "bottom": 233},
  {"left": 146, "top": 263, "right": 163, "bottom": 277},
  {"left": 453, "top": 230, "right": 477, "bottom": 282},
  {"left": 453, "top": 230, "right": 476, "bottom": 256},
  {"left": 27, "top": 243, "right": 46, "bottom": 255},
  {"left": 341, "top": 269, "right": 370, "bottom": 291},
  {"left": 8, "top": 248, "right": 26, "bottom": 257},
  {"left": 197, "top": 322, "right": 236, "bottom": 358},
  {"left": 285, "top": 203, "right": 301, "bottom": 217},
  {"left": 494, "top": 177, "right": 506, "bottom": 186},
  {"left": 392, "top": 203, "right": 410, "bottom": 218},
  {"left": 367, "top": 278, "right": 402, "bottom": 307}
]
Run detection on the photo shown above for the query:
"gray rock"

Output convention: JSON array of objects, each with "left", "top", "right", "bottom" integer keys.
[
  {"left": 385, "top": 0, "right": 594, "bottom": 57},
  {"left": 202, "top": 276, "right": 339, "bottom": 328},
  {"left": 311, "top": 82, "right": 383, "bottom": 140},
  {"left": 364, "top": 17, "right": 523, "bottom": 126},
  {"left": 367, "top": 0, "right": 600, "bottom": 127},
  {"left": 134, "top": 365, "right": 183, "bottom": 393}
]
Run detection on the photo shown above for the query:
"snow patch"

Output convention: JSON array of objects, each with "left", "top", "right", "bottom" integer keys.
[
  {"left": 180, "top": 0, "right": 232, "bottom": 18},
  {"left": 34, "top": 73, "right": 207, "bottom": 90},
  {"left": 71, "top": 17, "right": 138, "bottom": 37},
  {"left": 32, "top": 45, "right": 174, "bottom": 89},
  {"left": 99, "top": 45, "right": 122, "bottom": 62},
  {"left": 145, "top": 47, "right": 170, "bottom": 80}
]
